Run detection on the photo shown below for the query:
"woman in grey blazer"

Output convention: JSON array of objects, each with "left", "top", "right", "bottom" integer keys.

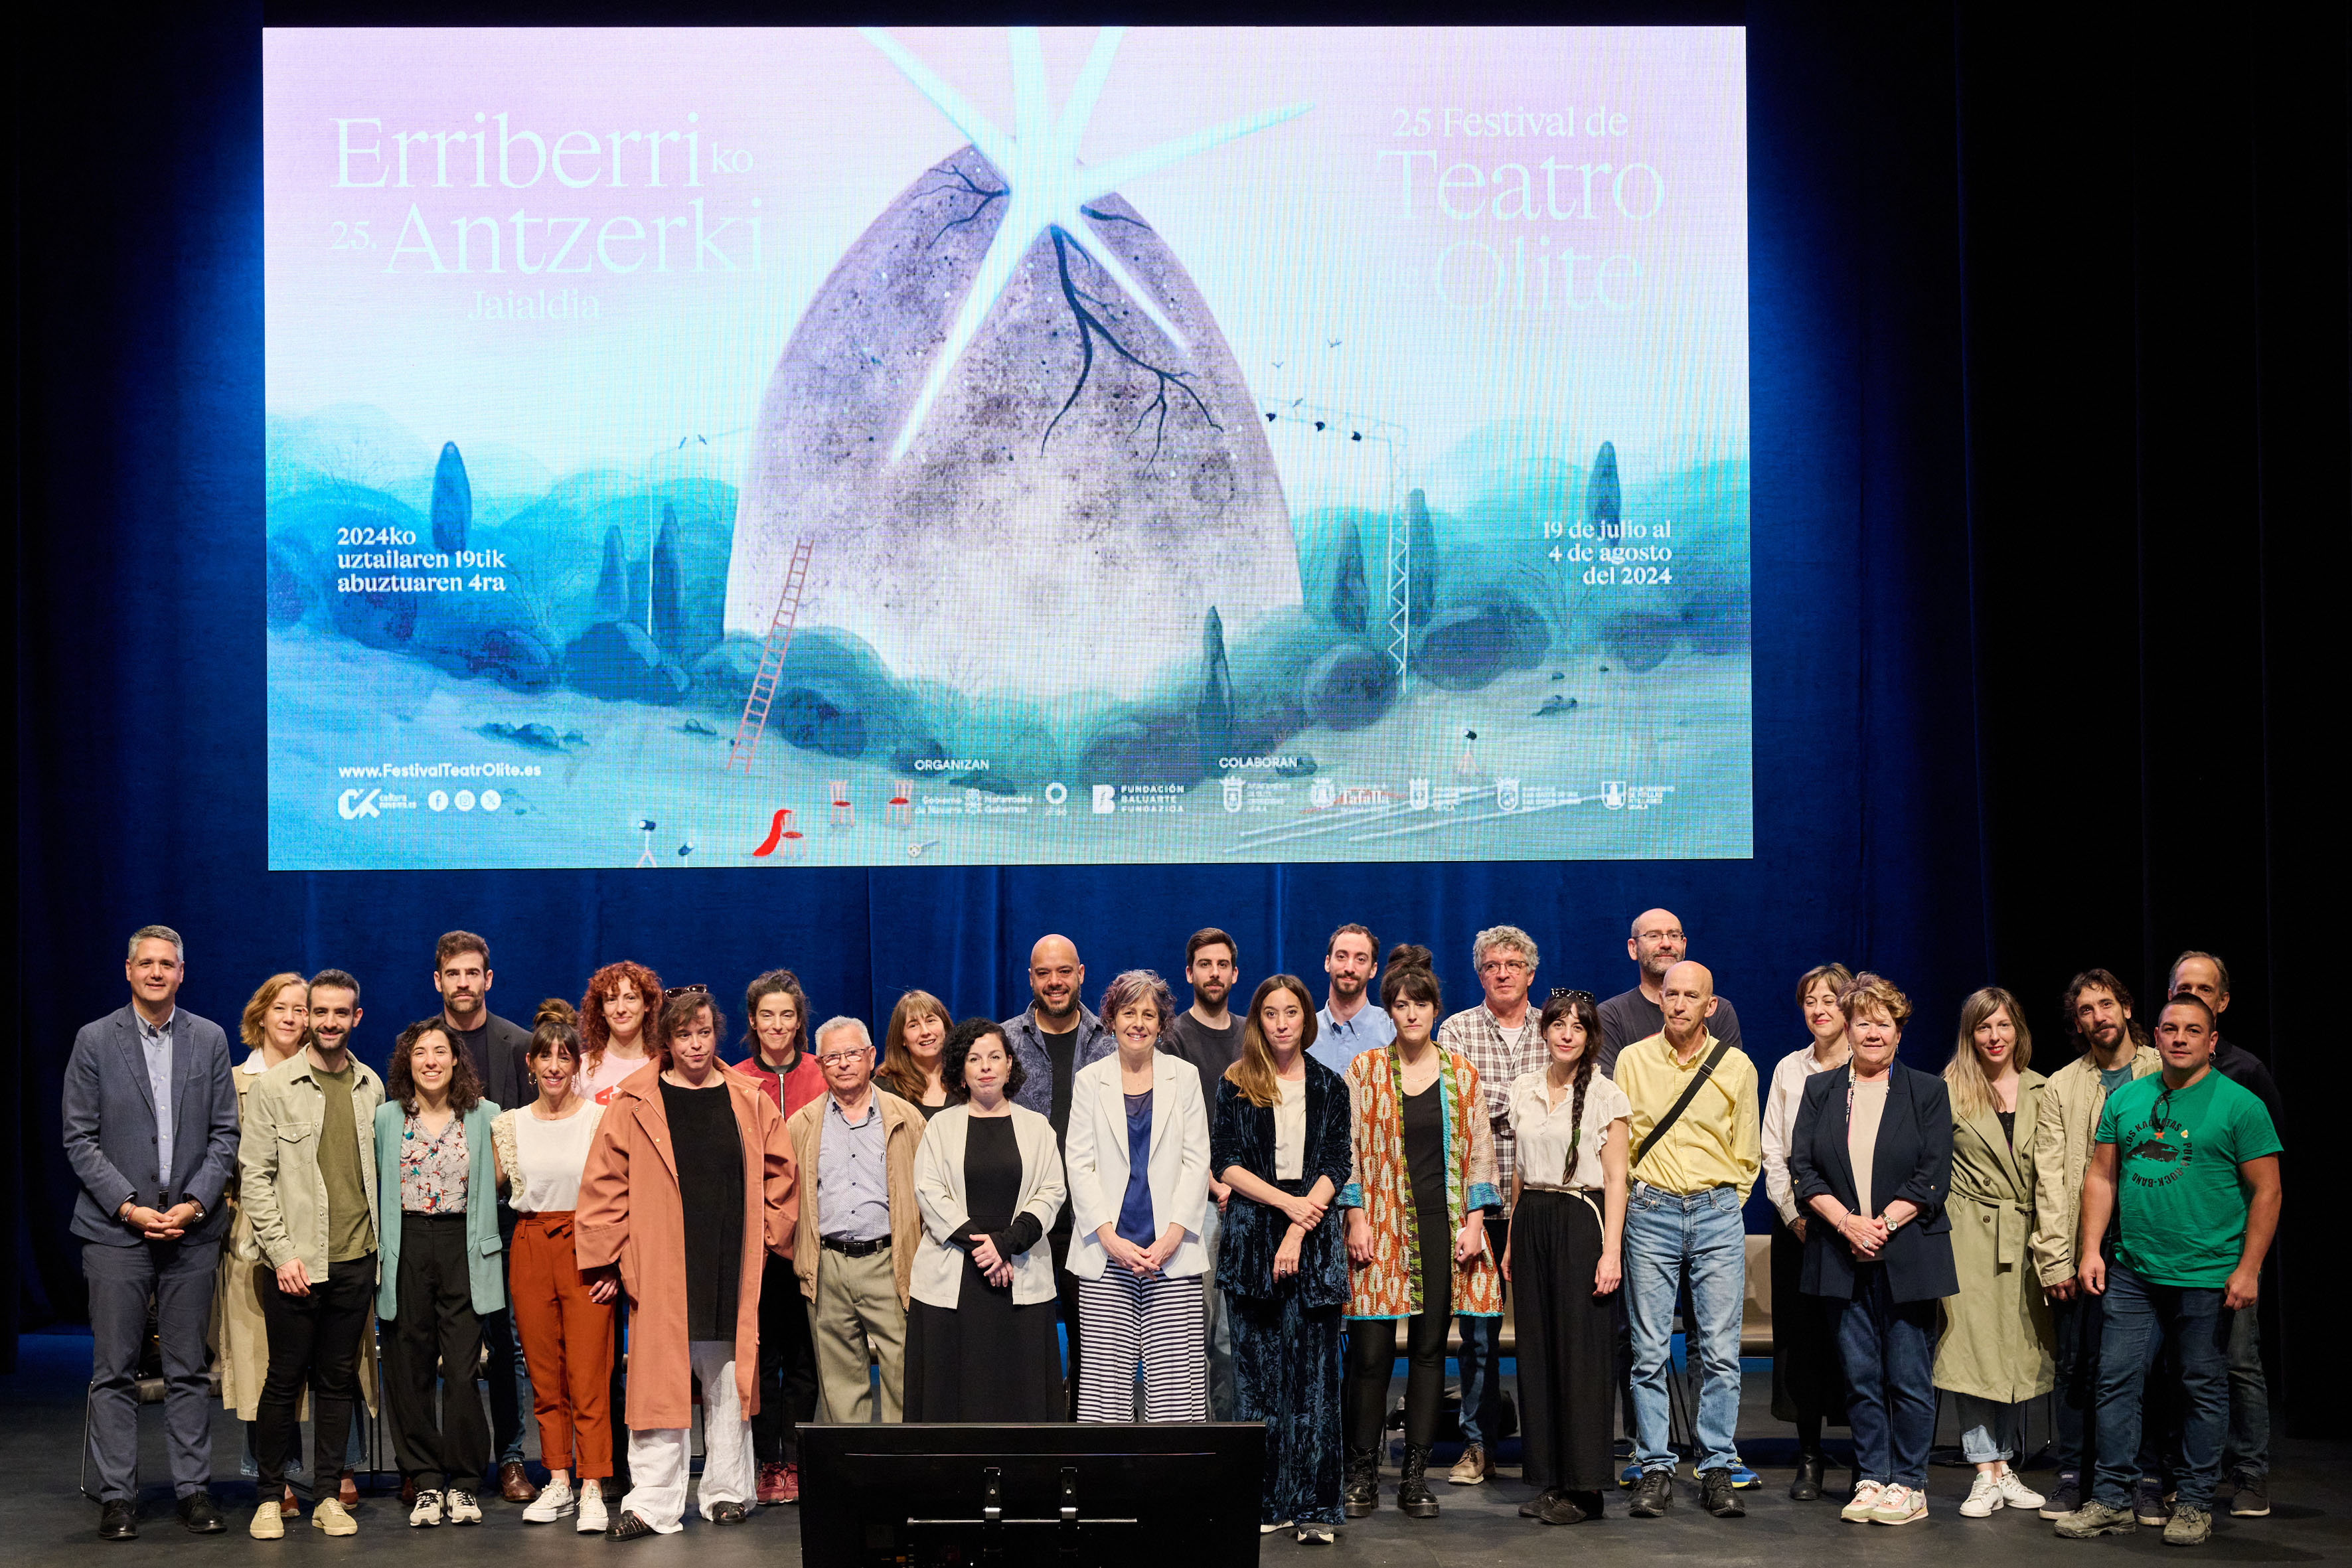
[{"left": 1065, "top": 970, "right": 1212, "bottom": 1422}]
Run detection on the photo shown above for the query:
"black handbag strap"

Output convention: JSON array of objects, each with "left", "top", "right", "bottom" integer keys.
[{"left": 1633, "top": 1040, "right": 1735, "bottom": 1169}]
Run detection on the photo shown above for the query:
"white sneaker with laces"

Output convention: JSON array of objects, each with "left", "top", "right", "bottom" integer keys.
[
  {"left": 1960, "top": 1472, "right": 2005, "bottom": 1517},
  {"left": 409, "top": 1490, "right": 445, "bottom": 1528},
  {"left": 1841, "top": 1481, "right": 1885, "bottom": 1523},
  {"left": 1869, "top": 1483, "right": 1928, "bottom": 1525},
  {"left": 576, "top": 1480, "right": 608, "bottom": 1534},
  {"left": 522, "top": 1477, "right": 574, "bottom": 1523},
  {"left": 1992, "top": 1471, "right": 2045, "bottom": 1510},
  {"left": 445, "top": 1490, "right": 483, "bottom": 1526}
]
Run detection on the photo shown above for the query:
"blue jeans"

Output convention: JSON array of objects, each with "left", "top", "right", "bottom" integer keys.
[
  {"left": 2092, "top": 1261, "right": 2229, "bottom": 1512},
  {"left": 1624, "top": 1182, "right": 1745, "bottom": 1474},
  {"left": 2219, "top": 1301, "right": 2268, "bottom": 1481},
  {"left": 1952, "top": 1391, "right": 2024, "bottom": 1464},
  {"left": 1835, "top": 1265, "right": 1937, "bottom": 1487}
]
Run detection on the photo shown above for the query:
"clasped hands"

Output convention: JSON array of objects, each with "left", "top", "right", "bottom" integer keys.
[{"left": 1097, "top": 1224, "right": 1182, "bottom": 1279}]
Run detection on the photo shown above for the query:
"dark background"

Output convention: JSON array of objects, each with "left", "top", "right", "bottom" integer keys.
[{"left": 10, "top": 1, "right": 2343, "bottom": 1428}]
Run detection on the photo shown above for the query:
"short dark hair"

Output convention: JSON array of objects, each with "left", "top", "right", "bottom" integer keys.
[
  {"left": 741, "top": 969, "right": 809, "bottom": 1051},
  {"left": 435, "top": 931, "right": 489, "bottom": 969},
  {"left": 1379, "top": 943, "right": 1440, "bottom": 1010},
  {"left": 308, "top": 968, "right": 362, "bottom": 1004},
  {"left": 2157, "top": 992, "right": 2217, "bottom": 1031},
  {"left": 1326, "top": 923, "right": 1377, "bottom": 958},
  {"left": 388, "top": 1017, "right": 484, "bottom": 1114},
  {"left": 1186, "top": 927, "right": 1238, "bottom": 967},
  {"left": 653, "top": 988, "right": 726, "bottom": 1067},
  {"left": 941, "top": 1016, "right": 1023, "bottom": 1102}
]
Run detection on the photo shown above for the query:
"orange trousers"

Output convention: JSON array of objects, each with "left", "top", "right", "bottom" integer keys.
[{"left": 510, "top": 1211, "right": 615, "bottom": 1478}]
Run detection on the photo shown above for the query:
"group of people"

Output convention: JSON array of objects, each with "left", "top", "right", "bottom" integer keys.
[{"left": 65, "top": 913, "right": 2283, "bottom": 1547}]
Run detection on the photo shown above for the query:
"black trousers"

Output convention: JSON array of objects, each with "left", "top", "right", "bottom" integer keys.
[
  {"left": 1344, "top": 1211, "right": 1454, "bottom": 1451},
  {"left": 1514, "top": 1191, "right": 1616, "bottom": 1498},
  {"left": 256, "top": 1253, "right": 376, "bottom": 1495},
  {"left": 387, "top": 1214, "right": 491, "bottom": 1492},
  {"left": 752, "top": 1251, "right": 819, "bottom": 1464},
  {"left": 1050, "top": 1221, "right": 1084, "bottom": 1419},
  {"left": 1770, "top": 1219, "right": 1846, "bottom": 1447},
  {"left": 607, "top": 1292, "right": 632, "bottom": 1491}
]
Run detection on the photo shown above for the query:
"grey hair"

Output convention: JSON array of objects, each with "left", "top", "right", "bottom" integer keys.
[
  {"left": 1099, "top": 968, "right": 1177, "bottom": 1032},
  {"left": 2167, "top": 949, "right": 2231, "bottom": 998},
  {"left": 1470, "top": 924, "right": 1539, "bottom": 971},
  {"left": 813, "top": 1015, "right": 873, "bottom": 1053},
  {"left": 127, "top": 924, "right": 185, "bottom": 964}
]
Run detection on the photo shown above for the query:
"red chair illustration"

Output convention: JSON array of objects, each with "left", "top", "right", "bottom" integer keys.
[
  {"left": 829, "top": 782, "right": 855, "bottom": 828},
  {"left": 752, "top": 807, "right": 805, "bottom": 860},
  {"left": 885, "top": 779, "right": 913, "bottom": 826}
]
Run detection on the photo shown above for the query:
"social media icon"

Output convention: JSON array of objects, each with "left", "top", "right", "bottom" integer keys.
[
  {"left": 1044, "top": 781, "right": 1069, "bottom": 807},
  {"left": 428, "top": 790, "right": 450, "bottom": 813},
  {"left": 454, "top": 789, "right": 477, "bottom": 812},
  {"left": 1091, "top": 784, "right": 1117, "bottom": 815},
  {"left": 479, "top": 789, "right": 501, "bottom": 813}
]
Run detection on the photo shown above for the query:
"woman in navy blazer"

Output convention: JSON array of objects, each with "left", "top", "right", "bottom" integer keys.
[
  {"left": 1789, "top": 974, "right": 1955, "bottom": 1528},
  {"left": 1211, "top": 975, "right": 1354, "bottom": 1545}
]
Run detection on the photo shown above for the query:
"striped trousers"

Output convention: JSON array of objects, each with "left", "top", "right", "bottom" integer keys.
[{"left": 1075, "top": 1271, "right": 1209, "bottom": 1423}]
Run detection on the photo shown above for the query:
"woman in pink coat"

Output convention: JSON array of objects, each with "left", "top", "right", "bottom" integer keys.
[{"left": 578, "top": 986, "right": 795, "bottom": 1539}]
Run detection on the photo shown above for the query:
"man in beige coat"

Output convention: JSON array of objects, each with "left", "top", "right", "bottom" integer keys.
[
  {"left": 2026, "top": 969, "right": 2159, "bottom": 1520},
  {"left": 788, "top": 1018, "right": 923, "bottom": 1424}
]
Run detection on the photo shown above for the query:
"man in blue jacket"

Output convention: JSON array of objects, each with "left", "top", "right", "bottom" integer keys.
[{"left": 62, "top": 925, "right": 241, "bottom": 1539}]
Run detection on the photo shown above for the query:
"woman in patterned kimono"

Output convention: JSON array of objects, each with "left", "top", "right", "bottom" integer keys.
[{"left": 1338, "top": 946, "right": 1503, "bottom": 1520}]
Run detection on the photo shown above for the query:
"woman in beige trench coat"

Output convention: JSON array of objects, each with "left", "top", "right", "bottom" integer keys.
[
  {"left": 578, "top": 986, "right": 795, "bottom": 1539},
  {"left": 1933, "top": 986, "right": 2056, "bottom": 1518}
]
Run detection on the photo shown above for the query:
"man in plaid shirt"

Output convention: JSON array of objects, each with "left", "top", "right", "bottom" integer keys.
[{"left": 1433, "top": 923, "right": 1546, "bottom": 1484}]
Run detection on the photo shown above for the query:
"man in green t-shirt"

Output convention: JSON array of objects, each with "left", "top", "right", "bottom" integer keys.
[{"left": 2052, "top": 996, "right": 2282, "bottom": 1547}]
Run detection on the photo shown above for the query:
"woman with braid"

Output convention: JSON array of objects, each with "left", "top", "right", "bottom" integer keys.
[
  {"left": 1503, "top": 989, "right": 1631, "bottom": 1525},
  {"left": 1337, "top": 947, "right": 1504, "bottom": 1522}
]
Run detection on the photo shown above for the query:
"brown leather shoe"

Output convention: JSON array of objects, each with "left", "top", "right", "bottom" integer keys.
[
  {"left": 499, "top": 1462, "right": 540, "bottom": 1504},
  {"left": 400, "top": 1476, "right": 417, "bottom": 1508}
]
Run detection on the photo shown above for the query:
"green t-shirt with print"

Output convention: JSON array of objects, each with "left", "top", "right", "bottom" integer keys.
[{"left": 2094, "top": 1068, "right": 2281, "bottom": 1289}]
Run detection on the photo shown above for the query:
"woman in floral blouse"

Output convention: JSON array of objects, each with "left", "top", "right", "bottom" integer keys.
[
  {"left": 373, "top": 1018, "right": 505, "bottom": 1529},
  {"left": 1338, "top": 945, "right": 1503, "bottom": 1520}
]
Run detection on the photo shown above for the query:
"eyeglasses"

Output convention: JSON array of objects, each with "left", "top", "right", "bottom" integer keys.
[
  {"left": 663, "top": 984, "right": 709, "bottom": 1000},
  {"left": 1479, "top": 959, "right": 1531, "bottom": 975},
  {"left": 817, "top": 1050, "right": 870, "bottom": 1067}
]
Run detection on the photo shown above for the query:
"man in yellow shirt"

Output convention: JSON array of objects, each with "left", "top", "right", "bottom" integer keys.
[{"left": 1612, "top": 961, "right": 1761, "bottom": 1522}]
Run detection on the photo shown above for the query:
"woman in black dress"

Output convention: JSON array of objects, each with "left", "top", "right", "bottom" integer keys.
[{"left": 904, "top": 1018, "right": 1068, "bottom": 1420}]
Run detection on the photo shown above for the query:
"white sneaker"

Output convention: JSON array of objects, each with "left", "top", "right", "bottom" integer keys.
[
  {"left": 576, "top": 1480, "right": 609, "bottom": 1534},
  {"left": 1960, "top": 1472, "right": 2004, "bottom": 1516},
  {"left": 1258, "top": 1520, "right": 1293, "bottom": 1534},
  {"left": 522, "top": 1478, "right": 575, "bottom": 1524},
  {"left": 445, "top": 1490, "right": 483, "bottom": 1526},
  {"left": 1992, "top": 1471, "right": 2045, "bottom": 1511},
  {"left": 409, "top": 1490, "right": 445, "bottom": 1528}
]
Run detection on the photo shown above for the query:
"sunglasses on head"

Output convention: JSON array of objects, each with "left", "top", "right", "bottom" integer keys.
[
  {"left": 1549, "top": 988, "right": 1595, "bottom": 1004},
  {"left": 663, "top": 983, "right": 709, "bottom": 1000}
]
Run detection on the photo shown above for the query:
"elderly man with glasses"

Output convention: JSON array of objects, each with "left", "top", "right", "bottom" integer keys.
[
  {"left": 786, "top": 1016, "right": 924, "bottom": 1427},
  {"left": 1432, "top": 924, "right": 1547, "bottom": 1485}
]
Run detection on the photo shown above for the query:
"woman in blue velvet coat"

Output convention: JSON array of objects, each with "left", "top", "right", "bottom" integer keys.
[{"left": 1211, "top": 973, "right": 1355, "bottom": 1545}]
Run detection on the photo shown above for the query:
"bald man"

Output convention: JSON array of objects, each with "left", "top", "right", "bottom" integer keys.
[
  {"left": 1000, "top": 934, "right": 1115, "bottom": 1415},
  {"left": 1613, "top": 961, "right": 1761, "bottom": 1520},
  {"left": 1597, "top": 909, "right": 1745, "bottom": 1075}
]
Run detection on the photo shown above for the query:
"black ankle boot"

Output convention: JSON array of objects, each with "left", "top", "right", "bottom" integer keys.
[
  {"left": 1790, "top": 1451, "right": 1827, "bottom": 1501},
  {"left": 1344, "top": 1447, "right": 1380, "bottom": 1518},
  {"left": 1398, "top": 1447, "right": 1441, "bottom": 1518}
]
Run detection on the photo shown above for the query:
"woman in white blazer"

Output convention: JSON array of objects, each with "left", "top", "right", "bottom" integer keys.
[
  {"left": 904, "top": 1018, "right": 1069, "bottom": 1421},
  {"left": 1065, "top": 970, "right": 1213, "bottom": 1422}
]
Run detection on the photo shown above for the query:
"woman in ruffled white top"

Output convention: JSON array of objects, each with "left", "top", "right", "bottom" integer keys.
[{"left": 492, "top": 1000, "right": 617, "bottom": 1533}]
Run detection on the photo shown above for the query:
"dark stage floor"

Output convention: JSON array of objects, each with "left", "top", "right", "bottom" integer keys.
[{"left": 8, "top": 1333, "right": 2343, "bottom": 1565}]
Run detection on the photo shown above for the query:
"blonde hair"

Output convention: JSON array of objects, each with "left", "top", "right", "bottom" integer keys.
[
  {"left": 239, "top": 972, "right": 310, "bottom": 1052},
  {"left": 1227, "top": 974, "right": 1320, "bottom": 1109},
  {"left": 1946, "top": 986, "right": 2032, "bottom": 1121}
]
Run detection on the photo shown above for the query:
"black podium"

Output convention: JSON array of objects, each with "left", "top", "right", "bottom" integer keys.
[{"left": 799, "top": 1421, "right": 1267, "bottom": 1567}]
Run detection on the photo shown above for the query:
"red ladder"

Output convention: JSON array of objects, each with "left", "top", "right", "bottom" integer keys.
[{"left": 726, "top": 538, "right": 814, "bottom": 773}]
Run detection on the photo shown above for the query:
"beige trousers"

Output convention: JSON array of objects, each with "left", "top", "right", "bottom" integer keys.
[{"left": 809, "top": 1246, "right": 905, "bottom": 1424}]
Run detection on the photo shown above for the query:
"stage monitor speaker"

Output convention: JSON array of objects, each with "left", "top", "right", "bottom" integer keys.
[{"left": 799, "top": 1421, "right": 1267, "bottom": 1567}]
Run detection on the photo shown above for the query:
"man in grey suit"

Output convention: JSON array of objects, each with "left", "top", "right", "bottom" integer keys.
[{"left": 62, "top": 924, "right": 240, "bottom": 1539}]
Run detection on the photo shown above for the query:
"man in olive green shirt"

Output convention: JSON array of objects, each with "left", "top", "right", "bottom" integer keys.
[{"left": 237, "top": 969, "right": 385, "bottom": 1538}]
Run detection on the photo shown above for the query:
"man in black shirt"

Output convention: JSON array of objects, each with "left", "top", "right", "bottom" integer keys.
[
  {"left": 431, "top": 931, "right": 538, "bottom": 1504},
  {"left": 1597, "top": 907, "right": 1744, "bottom": 1075},
  {"left": 1158, "top": 928, "right": 1244, "bottom": 1419},
  {"left": 2167, "top": 951, "right": 2282, "bottom": 1520},
  {"left": 999, "top": 934, "right": 1113, "bottom": 1414}
]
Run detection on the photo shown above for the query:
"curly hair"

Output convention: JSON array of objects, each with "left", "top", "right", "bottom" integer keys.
[
  {"left": 878, "top": 989, "right": 953, "bottom": 1101},
  {"left": 239, "top": 972, "right": 309, "bottom": 1052},
  {"left": 388, "top": 1017, "right": 484, "bottom": 1115},
  {"left": 579, "top": 960, "right": 664, "bottom": 1077},
  {"left": 1841, "top": 971, "right": 1914, "bottom": 1028},
  {"left": 941, "top": 1016, "right": 1022, "bottom": 1103}
]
